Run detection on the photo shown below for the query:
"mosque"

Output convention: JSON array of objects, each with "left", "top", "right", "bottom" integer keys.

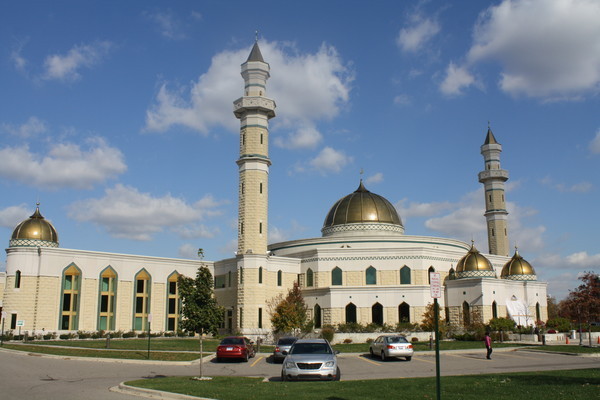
[{"left": 0, "top": 42, "right": 547, "bottom": 336}]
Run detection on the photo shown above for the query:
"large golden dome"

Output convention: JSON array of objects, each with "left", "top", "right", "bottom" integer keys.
[
  {"left": 501, "top": 249, "right": 536, "bottom": 281},
  {"left": 455, "top": 242, "right": 496, "bottom": 278},
  {"left": 321, "top": 181, "right": 404, "bottom": 237},
  {"left": 10, "top": 205, "right": 59, "bottom": 248}
]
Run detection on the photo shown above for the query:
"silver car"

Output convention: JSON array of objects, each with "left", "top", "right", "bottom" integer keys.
[
  {"left": 281, "top": 338, "right": 340, "bottom": 381},
  {"left": 369, "top": 335, "right": 414, "bottom": 361},
  {"left": 272, "top": 336, "right": 297, "bottom": 362}
]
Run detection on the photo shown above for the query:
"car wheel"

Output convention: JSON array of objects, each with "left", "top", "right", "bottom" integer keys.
[
  {"left": 244, "top": 352, "right": 249, "bottom": 362},
  {"left": 281, "top": 371, "right": 287, "bottom": 382},
  {"left": 334, "top": 367, "right": 341, "bottom": 381},
  {"left": 381, "top": 351, "right": 387, "bottom": 361},
  {"left": 406, "top": 356, "right": 412, "bottom": 361},
  {"left": 369, "top": 348, "right": 375, "bottom": 358},
  {"left": 216, "top": 357, "right": 221, "bottom": 363}
]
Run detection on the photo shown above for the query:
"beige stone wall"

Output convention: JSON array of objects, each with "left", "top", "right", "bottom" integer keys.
[
  {"left": 380, "top": 270, "right": 397, "bottom": 285},
  {"left": 238, "top": 168, "right": 268, "bottom": 254},
  {"left": 80, "top": 278, "right": 98, "bottom": 330},
  {"left": 116, "top": 281, "right": 133, "bottom": 332},
  {"left": 241, "top": 126, "right": 268, "bottom": 156},
  {"left": 345, "top": 271, "right": 362, "bottom": 286},
  {"left": 151, "top": 282, "right": 166, "bottom": 332}
]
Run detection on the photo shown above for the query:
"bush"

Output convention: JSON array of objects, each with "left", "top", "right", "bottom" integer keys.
[
  {"left": 138, "top": 332, "right": 148, "bottom": 338},
  {"left": 547, "top": 329, "right": 557, "bottom": 334},
  {"left": 343, "top": 338, "right": 353, "bottom": 344},
  {"left": 320, "top": 326, "right": 335, "bottom": 342},
  {"left": 59, "top": 333, "right": 76, "bottom": 340},
  {"left": 546, "top": 317, "right": 572, "bottom": 332},
  {"left": 43, "top": 333, "right": 56, "bottom": 340},
  {"left": 366, "top": 338, "right": 374, "bottom": 343},
  {"left": 91, "top": 330, "right": 105, "bottom": 339},
  {"left": 122, "top": 331, "right": 137, "bottom": 338},
  {"left": 488, "top": 317, "right": 515, "bottom": 332},
  {"left": 395, "top": 322, "right": 421, "bottom": 332},
  {"left": 411, "top": 337, "right": 419, "bottom": 343},
  {"left": 1, "top": 332, "right": 14, "bottom": 341}
]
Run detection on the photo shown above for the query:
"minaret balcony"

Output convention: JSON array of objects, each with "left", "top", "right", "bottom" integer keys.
[
  {"left": 478, "top": 169, "right": 509, "bottom": 182},
  {"left": 233, "top": 97, "right": 276, "bottom": 118}
]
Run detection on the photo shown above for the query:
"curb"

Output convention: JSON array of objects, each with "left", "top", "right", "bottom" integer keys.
[{"left": 112, "top": 382, "right": 216, "bottom": 400}]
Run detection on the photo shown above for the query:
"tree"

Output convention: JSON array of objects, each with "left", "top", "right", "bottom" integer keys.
[
  {"left": 270, "top": 282, "right": 308, "bottom": 334},
  {"left": 546, "top": 295, "right": 559, "bottom": 320},
  {"left": 178, "top": 266, "right": 224, "bottom": 335},
  {"left": 558, "top": 272, "right": 600, "bottom": 333},
  {"left": 420, "top": 302, "right": 447, "bottom": 336}
]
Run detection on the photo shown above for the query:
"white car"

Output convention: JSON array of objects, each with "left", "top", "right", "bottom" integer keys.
[
  {"left": 369, "top": 335, "right": 414, "bottom": 361},
  {"left": 281, "top": 339, "right": 340, "bottom": 381}
]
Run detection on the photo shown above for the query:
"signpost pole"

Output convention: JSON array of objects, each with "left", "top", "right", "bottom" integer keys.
[
  {"left": 0, "top": 312, "right": 5, "bottom": 346},
  {"left": 147, "top": 314, "right": 152, "bottom": 360},
  {"left": 430, "top": 272, "right": 442, "bottom": 400}
]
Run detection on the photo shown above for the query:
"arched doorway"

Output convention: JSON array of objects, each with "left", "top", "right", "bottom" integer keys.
[{"left": 372, "top": 303, "right": 383, "bottom": 325}]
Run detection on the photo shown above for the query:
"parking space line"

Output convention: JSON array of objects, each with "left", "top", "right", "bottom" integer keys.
[
  {"left": 357, "top": 355, "right": 381, "bottom": 366},
  {"left": 413, "top": 357, "right": 435, "bottom": 364},
  {"left": 251, "top": 356, "right": 263, "bottom": 367}
]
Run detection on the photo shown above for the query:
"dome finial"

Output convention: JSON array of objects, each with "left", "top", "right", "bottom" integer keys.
[{"left": 255, "top": 29, "right": 259, "bottom": 43}]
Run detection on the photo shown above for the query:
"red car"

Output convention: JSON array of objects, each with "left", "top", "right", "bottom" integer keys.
[{"left": 216, "top": 336, "right": 255, "bottom": 362}]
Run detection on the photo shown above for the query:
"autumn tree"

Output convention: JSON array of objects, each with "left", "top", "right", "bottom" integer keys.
[
  {"left": 420, "top": 302, "right": 448, "bottom": 336},
  {"left": 270, "top": 282, "right": 309, "bottom": 334},
  {"left": 558, "top": 272, "right": 600, "bottom": 337}
]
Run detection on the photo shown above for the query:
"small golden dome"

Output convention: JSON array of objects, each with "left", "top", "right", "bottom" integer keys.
[
  {"left": 10, "top": 205, "right": 59, "bottom": 247},
  {"left": 455, "top": 242, "right": 496, "bottom": 278},
  {"left": 322, "top": 181, "right": 403, "bottom": 236},
  {"left": 501, "top": 249, "right": 536, "bottom": 280}
]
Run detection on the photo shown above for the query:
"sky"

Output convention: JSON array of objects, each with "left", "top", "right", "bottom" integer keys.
[{"left": 0, "top": 0, "right": 599, "bottom": 301}]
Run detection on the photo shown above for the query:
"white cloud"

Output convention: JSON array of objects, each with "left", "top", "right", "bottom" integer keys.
[
  {"left": 440, "top": 62, "right": 476, "bottom": 96},
  {"left": 43, "top": 41, "right": 112, "bottom": 81},
  {"left": 396, "top": 198, "right": 455, "bottom": 219},
  {"left": 590, "top": 129, "right": 600, "bottom": 154},
  {"left": 397, "top": 16, "right": 441, "bottom": 52},
  {"left": 309, "top": 147, "right": 353, "bottom": 174},
  {"left": 467, "top": 0, "right": 600, "bottom": 99},
  {"left": 178, "top": 243, "right": 203, "bottom": 259},
  {"left": 541, "top": 176, "right": 593, "bottom": 193},
  {"left": 0, "top": 137, "right": 126, "bottom": 189},
  {"left": 68, "top": 184, "right": 223, "bottom": 241},
  {"left": 393, "top": 94, "right": 411, "bottom": 106},
  {"left": 11, "top": 48, "right": 27, "bottom": 73},
  {"left": 1, "top": 116, "right": 47, "bottom": 138},
  {"left": 144, "top": 10, "right": 187, "bottom": 40},
  {"left": 174, "top": 224, "right": 219, "bottom": 239},
  {"left": 0, "top": 204, "right": 31, "bottom": 228},
  {"left": 144, "top": 41, "right": 353, "bottom": 144},
  {"left": 365, "top": 172, "right": 384, "bottom": 185},
  {"left": 273, "top": 121, "right": 323, "bottom": 149},
  {"left": 533, "top": 251, "right": 600, "bottom": 299}
]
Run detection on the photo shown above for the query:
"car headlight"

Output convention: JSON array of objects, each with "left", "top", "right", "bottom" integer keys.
[
  {"left": 324, "top": 361, "right": 335, "bottom": 367},
  {"left": 284, "top": 362, "right": 296, "bottom": 369}
]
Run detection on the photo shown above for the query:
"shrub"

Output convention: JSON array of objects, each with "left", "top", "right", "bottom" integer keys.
[
  {"left": 411, "top": 337, "right": 419, "bottom": 343},
  {"left": 122, "top": 331, "right": 137, "bottom": 338},
  {"left": 343, "top": 338, "right": 353, "bottom": 344},
  {"left": 1, "top": 332, "right": 14, "bottom": 341},
  {"left": 59, "top": 333, "right": 76, "bottom": 340},
  {"left": 366, "top": 338, "right": 374, "bottom": 343},
  {"left": 77, "top": 330, "right": 92, "bottom": 339},
  {"left": 546, "top": 317, "right": 572, "bottom": 332},
  {"left": 164, "top": 331, "right": 175, "bottom": 337},
  {"left": 43, "top": 333, "right": 56, "bottom": 340},
  {"left": 488, "top": 317, "right": 515, "bottom": 332},
  {"left": 320, "top": 326, "right": 335, "bottom": 342},
  {"left": 547, "top": 329, "right": 557, "bottom": 334},
  {"left": 91, "top": 330, "right": 105, "bottom": 339},
  {"left": 138, "top": 332, "right": 148, "bottom": 338},
  {"left": 395, "top": 322, "right": 421, "bottom": 332}
]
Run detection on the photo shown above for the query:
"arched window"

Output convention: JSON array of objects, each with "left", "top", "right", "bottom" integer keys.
[
  {"left": 536, "top": 302, "right": 541, "bottom": 322},
  {"left": 239, "top": 267, "right": 244, "bottom": 284},
  {"left": 345, "top": 303, "right": 357, "bottom": 323},
  {"left": 98, "top": 266, "right": 117, "bottom": 331},
  {"left": 400, "top": 266, "right": 411, "bottom": 284},
  {"left": 492, "top": 301, "right": 498, "bottom": 320},
  {"left": 462, "top": 301, "right": 470, "bottom": 326},
  {"left": 277, "top": 270, "right": 282, "bottom": 286},
  {"left": 428, "top": 266, "right": 435, "bottom": 284},
  {"left": 306, "top": 268, "right": 314, "bottom": 287},
  {"left": 166, "top": 272, "right": 181, "bottom": 331},
  {"left": 133, "top": 269, "right": 151, "bottom": 331},
  {"left": 60, "top": 264, "right": 81, "bottom": 330},
  {"left": 14, "top": 270, "right": 21, "bottom": 288},
  {"left": 366, "top": 266, "right": 377, "bottom": 285},
  {"left": 228, "top": 271, "right": 232, "bottom": 287},
  {"left": 372, "top": 302, "right": 384, "bottom": 325},
  {"left": 331, "top": 267, "right": 342, "bottom": 286},
  {"left": 399, "top": 302, "right": 410, "bottom": 323},
  {"left": 314, "top": 304, "right": 322, "bottom": 328},
  {"left": 448, "top": 267, "right": 456, "bottom": 280},
  {"left": 258, "top": 267, "right": 263, "bottom": 284}
]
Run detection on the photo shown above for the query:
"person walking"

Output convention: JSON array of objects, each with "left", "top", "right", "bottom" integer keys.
[{"left": 484, "top": 332, "right": 492, "bottom": 359}]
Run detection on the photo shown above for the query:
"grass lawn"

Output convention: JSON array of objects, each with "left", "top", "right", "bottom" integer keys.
[
  {"left": 332, "top": 340, "right": 534, "bottom": 353},
  {"left": 126, "top": 369, "right": 600, "bottom": 400},
  {"left": 1, "top": 343, "right": 199, "bottom": 361},
  {"left": 528, "top": 345, "right": 600, "bottom": 354}
]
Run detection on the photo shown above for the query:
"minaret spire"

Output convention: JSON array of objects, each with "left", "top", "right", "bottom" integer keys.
[
  {"left": 478, "top": 126, "right": 509, "bottom": 256},
  {"left": 233, "top": 41, "right": 276, "bottom": 256}
]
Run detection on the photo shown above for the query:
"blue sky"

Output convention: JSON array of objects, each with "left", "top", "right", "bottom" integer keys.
[{"left": 1, "top": 0, "right": 599, "bottom": 301}]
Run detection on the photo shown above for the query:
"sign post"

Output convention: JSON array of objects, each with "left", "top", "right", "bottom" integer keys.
[
  {"left": 430, "top": 272, "right": 442, "bottom": 400},
  {"left": 147, "top": 314, "right": 152, "bottom": 360},
  {"left": 0, "top": 311, "right": 6, "bottom": 346}
]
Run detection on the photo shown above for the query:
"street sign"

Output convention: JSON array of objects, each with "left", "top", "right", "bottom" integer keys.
[
  {"left": 16, "top": 320, "right": 25, "bottom": 327},
  {"left": 430, "top": 272, "right": 442, "bottom": 298},
  {"left": 1, "top": 311, "right": 6, "bottom": 320}
]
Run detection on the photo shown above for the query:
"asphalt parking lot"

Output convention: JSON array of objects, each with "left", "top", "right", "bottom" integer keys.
[{"left": 209, "top": 348, "right": 600, "bottom": 381}]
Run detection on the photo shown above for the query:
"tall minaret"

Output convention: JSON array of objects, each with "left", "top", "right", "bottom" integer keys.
[
  {"left": 478, "top": 127, "right": 510, "bottom": 256},
  {"left": 233, "top": 41, "right": 276, "bottom": 255}
]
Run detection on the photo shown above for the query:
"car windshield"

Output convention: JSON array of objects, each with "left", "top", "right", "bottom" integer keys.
[
  {"left": 386, "top": 336, "right": 408, "bottom": 344},
  {"left": 278, "top": 338, "right": 297, "bottom": 345},
  {"left": 221, "top": 338, "right": 244, "bottom": 345},
  {"left": 290, "top": 342, "right": 332, "bottom": 354}
]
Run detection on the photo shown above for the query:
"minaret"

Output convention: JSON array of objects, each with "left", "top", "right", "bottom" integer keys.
[
  {"left": 233, "top": 41, "right": 276, "bottom": 255},
  {"left": 478, "top": 127, "right": 509, "bottom": 256}
]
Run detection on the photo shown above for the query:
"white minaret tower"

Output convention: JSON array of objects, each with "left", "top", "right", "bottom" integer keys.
[
  {"left": 233, "top": 41, "right": 276, "bottom": 256},
  {"left": 478, "top": 127, "right": 510, "bottom": 256}
]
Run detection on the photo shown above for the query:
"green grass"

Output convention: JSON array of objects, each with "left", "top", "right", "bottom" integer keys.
[
  {"left": 332, "top": 341, "right": 534, "bottom": 353},
  {"left": 2, "top": 343, "right": 199, "bottom": 361},
  {"left": 528, "top": 345, "right": 600, "bottom": 354},
  {"left": 126, "top": 369, "right": 600, "bottom": 400}
]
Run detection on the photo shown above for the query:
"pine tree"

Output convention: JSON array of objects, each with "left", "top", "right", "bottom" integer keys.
[{"left": 178, "top": 266, "right": 224, "bottom": 335}]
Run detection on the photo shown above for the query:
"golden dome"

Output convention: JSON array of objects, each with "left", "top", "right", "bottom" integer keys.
[
  {"left": 455, "top": 242, "right": 496, "bottom": 278},
  {"left": 322, "top": 181, "right": 404, "bottom": 236},
  {"left": 501, "top": 249, "right": 536, "bottom": 280},
  {"left": 10, "top": 205, "right": 59, "bottom": 247}
]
